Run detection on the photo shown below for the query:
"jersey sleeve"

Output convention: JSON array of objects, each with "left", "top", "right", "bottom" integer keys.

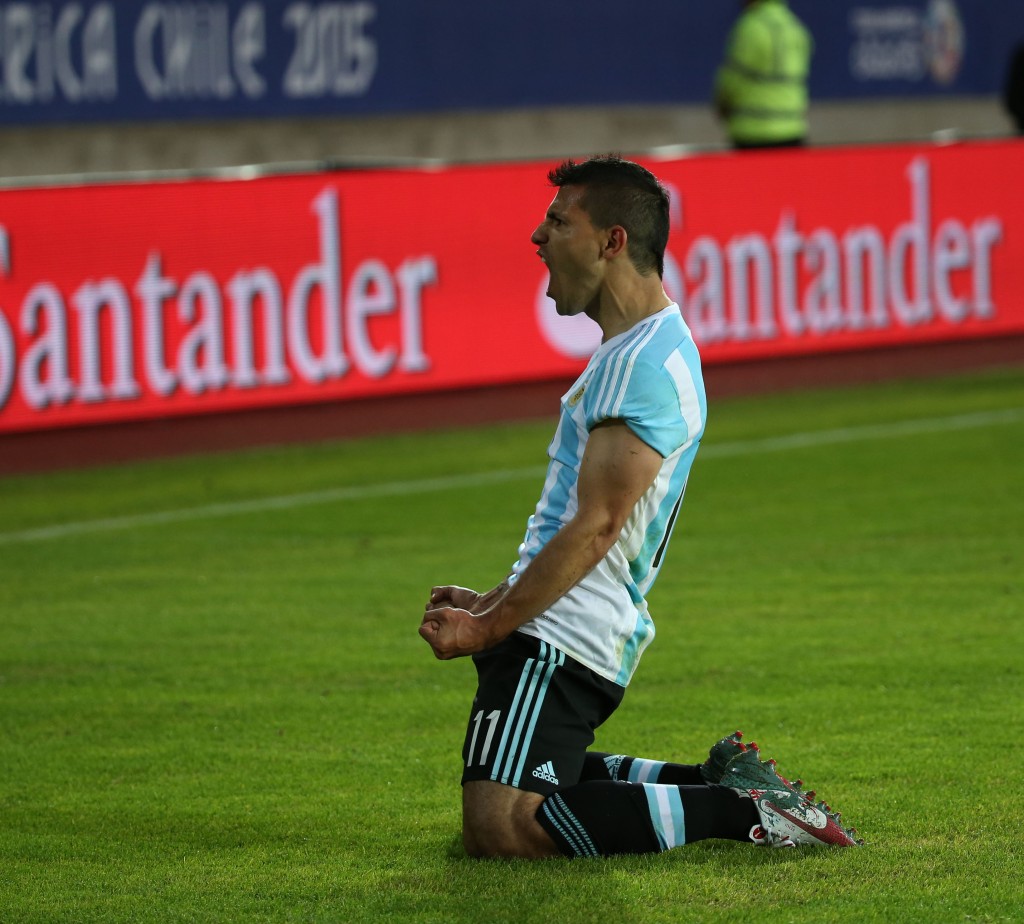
[{"left": 583, "top": 357, "right": 689, "bottom": 458}]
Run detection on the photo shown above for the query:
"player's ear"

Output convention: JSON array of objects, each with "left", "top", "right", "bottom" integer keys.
[{"left": 603, "top": 226, "right": 628, "bottom": 260}]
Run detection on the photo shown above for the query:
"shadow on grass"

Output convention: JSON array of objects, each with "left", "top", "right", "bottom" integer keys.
[{"left": 441, "top": 831, "right": 826, "bottom": 867}]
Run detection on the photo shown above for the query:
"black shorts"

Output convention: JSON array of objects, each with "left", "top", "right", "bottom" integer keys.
[{"left": 461, "top": 632, "right": 625, "bottom": 796}]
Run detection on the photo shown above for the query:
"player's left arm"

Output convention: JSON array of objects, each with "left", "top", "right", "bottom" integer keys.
[
  {"left": 425, "top": 580, "right": 509, "bottom": 615},
  {"left": 419, "top": 420, "right": 662, "bottom": 659}
]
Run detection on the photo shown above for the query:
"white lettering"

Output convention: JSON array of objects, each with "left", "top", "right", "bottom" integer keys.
[
  {"left": 932, "top": 218, "right": 971, "bottom": 322},
  {"left": 2, "top": 4, "right": 37, "bottom": 103},
  {"left": 0, "top": 308, "right": 12, "bottom": 410},
  {"left": 727, "top": 234, "right": 775, "bottom": 340},
  {"left": 136, "top": 2, "right": 263, "bottom": 101},
  {"left": 843, "top": 226, "right": 887, "bottom": 330},
  {"left": 283, "top": 1, "right": 377, "bottom": 98},
  {"left": 394, "top": 257, "right": 436, "bottom": 373},
  {"left": 684, "top": 237, "right": 726, "bottom": 344},
  {"left": 0, "top": 188, "right": 441, "bottom": 425},
  {"left": 232, "top": 2, "right": 265, "bottom": 97},
  {"left": 227, "top": 268, "right": 289, "bottom": 388},
  {"left": 888, "top": 158, "right": 931, "bottom": 325},
  {"left": 324, "top": 1, "right": 375, "bottom": 95},
  {"left": 135, "top": 6, "right": 162, "bottom": 96},
  {"left": 665, "top": 156, "right": 1004, "bottom": 346},
  {"left": 851, "top": 36, "right": 924, "bottom": 81},
  {"left": 347, "top": 258, "right": 395, "bottom": 378},
  {"left": 341, "top": 255, "right": 439, "bottom": 378},
  {"left": 178, "top": 271, "right": 229, "bottom": 394},
  {"left": 0, "top": 227, "right": 13, "bottom": 409},
  {"left": 53, "top": 5, "right": 83, "bottom": 100},
  {"left": 803, "top": 229, "right": 843, "bottom": 334},
  {"left": 72, "top": 278, "right": 140, "bottom": 402},
  {"left": 80, "top": 4, "right": 117, "bottom": 99},
  {"left": 287, "top": 188, "right": 347, "bottom": 382},
  {"left": 136, "top": 253, "right": 178, "bottom": 397},
  {"left": 19, "top": 283, "right": 73, "bottom": 410},
  {"left": 774, "top": 212, "right": 805, "bottom": 336},
  {"left": 970, "top": 219, "right": 1002, "bottom": 318},
  {"left": 850, "top": 9, "right": 920, "bottom": 32},
  {"left": 848, "top": 7, "right": 926, "bottom": 83},
  {"left": 0, "top": 3, "right": 115, "bottom": 104}
]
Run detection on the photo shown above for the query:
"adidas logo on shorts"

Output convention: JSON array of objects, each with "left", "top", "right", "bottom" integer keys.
[{"left": 532, "top": 761, "right": 560, "bottom": 785}]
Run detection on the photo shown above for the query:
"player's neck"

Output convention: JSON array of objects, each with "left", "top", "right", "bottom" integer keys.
[{"left": 592, "top": 278, "right": 672, "bottom": 342}]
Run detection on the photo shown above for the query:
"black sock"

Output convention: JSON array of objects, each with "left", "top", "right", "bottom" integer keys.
[
  {"left": 537, "top": 780, "right": 758, "bottom": 857},
  {"left": 538, "top": 780, "right": 666, "bottom": 856},
  {"left": 581, "top": 751, "right": 705, "bottom": 786},
  {"left": 678, "top": 785, "right": 759, "bottom": 843}
]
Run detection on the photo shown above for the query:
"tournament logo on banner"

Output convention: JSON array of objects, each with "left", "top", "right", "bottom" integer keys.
[
  {"left": 923, "top": 0, "right": 965, "bottom": 85},
  {"left": 847, "top": 0, "right": 964, "bottom": 86}
]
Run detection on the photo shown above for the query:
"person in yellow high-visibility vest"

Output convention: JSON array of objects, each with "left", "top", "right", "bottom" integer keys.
[{"left": 714, "top": 0, "right": 813, "bottom": 149}]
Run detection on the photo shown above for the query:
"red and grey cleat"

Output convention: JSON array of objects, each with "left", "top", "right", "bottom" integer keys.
[{"left": 700, "top": 731, "right": 863, "bottom": 847}]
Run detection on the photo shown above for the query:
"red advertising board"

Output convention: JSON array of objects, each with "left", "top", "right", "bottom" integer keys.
[{"left": 0, "top": 139, "right": 1021, "bottom": 434}]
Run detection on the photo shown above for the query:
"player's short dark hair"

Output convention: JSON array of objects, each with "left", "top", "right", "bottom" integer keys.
[{"left": 547, "top": 155, "right": 670, "bottom": 278}]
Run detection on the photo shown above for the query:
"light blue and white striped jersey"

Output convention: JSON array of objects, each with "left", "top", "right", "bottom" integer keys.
[{"left": 511, "top": 304, "right": 706, "bottom": 686}]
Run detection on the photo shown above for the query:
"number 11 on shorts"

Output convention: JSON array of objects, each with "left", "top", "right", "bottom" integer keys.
[{"left": 467, "top": 709, "right": 501, "bottom": 766}]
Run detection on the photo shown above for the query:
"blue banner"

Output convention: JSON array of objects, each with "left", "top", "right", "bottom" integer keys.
[{"left": 0, "top": 0, "right": 1016, "bottom": 126}]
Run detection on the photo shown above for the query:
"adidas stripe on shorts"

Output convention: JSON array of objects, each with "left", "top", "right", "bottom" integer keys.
[{"left": 461, "top": 632, "right": 624, "bottom": 795}]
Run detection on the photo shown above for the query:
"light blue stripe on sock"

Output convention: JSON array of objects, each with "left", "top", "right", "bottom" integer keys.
[
  {"left": 542, "top": 801, "right": 587, "bottom": 857},
  {"left": 641, "top": 784, "right": 686, "bottom": 851},
  {"left": 546, "top": 794, "right": 599, "bottom": 858},
  {"left": 627, "top": 757, "right": 666, "bottom": 784}
]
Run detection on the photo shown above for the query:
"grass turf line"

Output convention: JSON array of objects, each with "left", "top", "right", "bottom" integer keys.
[{"left": 0, "top": 367, "right": 1022, "bottom": 923}]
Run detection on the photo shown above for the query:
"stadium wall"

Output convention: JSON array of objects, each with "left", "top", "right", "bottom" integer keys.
[
  {"left": 0, "top": 97, "right": 1015, "bottom": 181},
  {"left": 1, "top": 136, "right": 1022, "bottom": 474}
]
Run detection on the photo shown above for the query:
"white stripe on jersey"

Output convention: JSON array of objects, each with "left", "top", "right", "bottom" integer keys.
[
  {"left": 609, "top": 321, "right": 661, "bottom": 418},
  {"left": 664, "top": 349, "right": 704, "bottom": 444}
]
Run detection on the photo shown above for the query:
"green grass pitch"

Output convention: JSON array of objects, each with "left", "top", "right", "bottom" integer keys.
[{"left": 1, "top": 366, "right": 1022, "bottom": 923}]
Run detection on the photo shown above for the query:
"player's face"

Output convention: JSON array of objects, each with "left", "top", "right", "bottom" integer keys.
[{"left": 531, "top": 186, "right": 606, "bottom": 317}]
